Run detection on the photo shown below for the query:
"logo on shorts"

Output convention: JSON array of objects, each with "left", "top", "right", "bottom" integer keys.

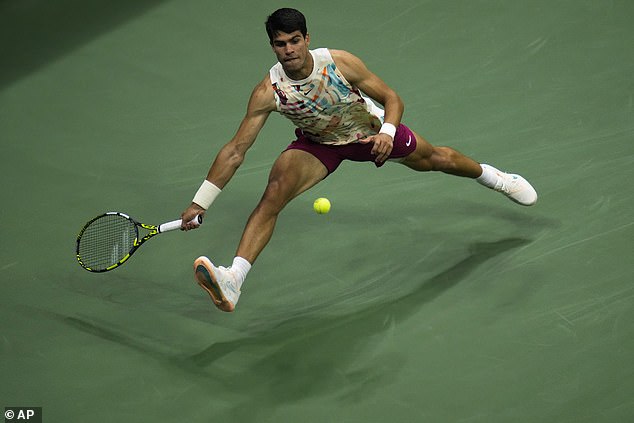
[{"left": 406, "top": 135, "right": 412, "bottom": 147}]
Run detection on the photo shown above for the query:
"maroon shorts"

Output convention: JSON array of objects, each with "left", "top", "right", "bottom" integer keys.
[{"left": 284, "top": 124, "right": 417, "bottom": 175}]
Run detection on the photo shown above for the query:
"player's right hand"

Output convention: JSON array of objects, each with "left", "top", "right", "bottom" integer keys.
[{"left": 181, "top": 203, "right": 206, "bottom": 230}]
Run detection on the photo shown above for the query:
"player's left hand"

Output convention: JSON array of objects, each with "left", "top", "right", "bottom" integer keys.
[{"left": 359, "top": 133, "right": 394, "bottom": 163}]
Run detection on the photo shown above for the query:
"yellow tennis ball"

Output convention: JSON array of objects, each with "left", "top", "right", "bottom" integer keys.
[{"left": 313, "top": 197, "right": 331, "bottom": 214}]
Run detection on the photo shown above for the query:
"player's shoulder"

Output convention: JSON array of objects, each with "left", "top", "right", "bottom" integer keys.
[
  {"left": 329, "top": 49, "right": 360, "bottom": 63},
  {"left": 254, "top": 73, "right": 273, "bottom": 91},
  {"left": 329, "top": 49, "right": 368, "bottom": 82},
  {"left": 329, "top": 49, "right": 366, "bottom": 70},
  {"left": 248, "top": 74, "right": 276, "bottom": 112}
]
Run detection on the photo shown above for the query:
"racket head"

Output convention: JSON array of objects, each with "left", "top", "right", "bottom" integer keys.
[{"left": 76, "top": 212, "right": 140, "bottom": 272}]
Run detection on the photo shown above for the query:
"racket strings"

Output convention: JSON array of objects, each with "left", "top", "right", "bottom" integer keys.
[{"left": 77, "top": 215, "right": 137, "bottom": 270}]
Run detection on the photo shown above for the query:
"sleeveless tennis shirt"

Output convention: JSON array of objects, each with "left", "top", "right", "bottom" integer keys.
[{"left": 269, "top": 48, "right": 384, "bottom": 145}]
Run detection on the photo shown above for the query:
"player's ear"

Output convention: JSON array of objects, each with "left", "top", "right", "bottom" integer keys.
[{"left": 305, "top": 33, "right": 310, "bottom": 46}]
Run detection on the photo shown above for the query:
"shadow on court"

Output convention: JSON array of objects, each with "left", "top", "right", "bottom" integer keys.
[
  {"left": 50, "top": 237, "right": 530, "bottom": 420},
  {"left": 0, "top": 0, "right": 167, "bottom": 90}
]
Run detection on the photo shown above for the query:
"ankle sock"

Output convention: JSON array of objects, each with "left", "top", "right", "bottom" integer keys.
[
  {"left": 476, "top": 164, "right": 504, "bottom": 189},
  {"left": 230, "top": 256, "right": 251, "bottom": 289}
]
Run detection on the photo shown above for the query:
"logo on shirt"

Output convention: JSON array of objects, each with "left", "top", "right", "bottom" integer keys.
[{"left": 292, "top": 84, "right": 314, "bottom": 96}]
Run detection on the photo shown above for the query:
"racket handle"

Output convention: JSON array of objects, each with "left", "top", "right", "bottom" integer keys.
[{"left": 158, "top": 215, "right": 202, "bottom": 233}]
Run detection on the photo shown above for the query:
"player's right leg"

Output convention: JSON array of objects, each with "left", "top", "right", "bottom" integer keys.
[
  {"left": 195, "top": 148, "right": 328, "bottom": 312},
  {"left": 236, "top": 148, "right": 328, "bottom": 263}
]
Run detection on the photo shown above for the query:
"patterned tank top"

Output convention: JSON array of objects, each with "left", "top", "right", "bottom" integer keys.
[{"left": 269, "top": 48, "right": 384, "bottom": 145}]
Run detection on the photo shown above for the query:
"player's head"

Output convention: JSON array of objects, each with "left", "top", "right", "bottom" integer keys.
[
  {"left": 266, "top": 9, "right": 311, "bottom": 77},
  {"left": 265, "top": 8, "right": 307, "bottom": 44}
]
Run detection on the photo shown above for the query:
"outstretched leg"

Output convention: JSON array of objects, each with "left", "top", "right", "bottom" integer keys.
[
  {"left": 400, "top": 131, "right": 482, "bottom": 176},
  {"left": 236, "top": 149, "right": 328, "bottom": 263},
  {"left": 400, "top": 130, "right": 537, "bottom": 205},
  {"left": 194, "top": 149, "right": 328, "bottom": 312}
]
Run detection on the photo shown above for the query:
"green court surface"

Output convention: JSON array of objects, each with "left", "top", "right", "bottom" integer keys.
[{"left": 1, "top": 1, "right": 633, "bottom": 422}]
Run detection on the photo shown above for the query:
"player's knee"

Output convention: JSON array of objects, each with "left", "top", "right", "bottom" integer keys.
[{"left": 258, "top": 178, "right": 291, "bottom": 214}]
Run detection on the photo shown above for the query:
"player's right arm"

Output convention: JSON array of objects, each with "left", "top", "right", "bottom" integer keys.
[
  {"left": 181, "top": 75, "right": 276, "bottom": 228},
  {"left": 203, "top": 76, "right": 275, "bottom": 188}
]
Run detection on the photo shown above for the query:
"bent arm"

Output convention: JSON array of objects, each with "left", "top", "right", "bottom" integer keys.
[
  {"left": 331, "top": 50, "right": 403, "bottom": 163},
  {"left": 330, "top": 49, "right": 404, "bottom": 128}
]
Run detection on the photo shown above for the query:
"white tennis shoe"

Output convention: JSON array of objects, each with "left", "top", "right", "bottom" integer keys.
[
  {"left": 493, "top": 172, "right": 538, "bottom": 206},
  {"left": 481, "top": 164, "right": 538, "bottom": 206},
  {"left": 194, "top": 256, "right": 240, "bottom": 312}
]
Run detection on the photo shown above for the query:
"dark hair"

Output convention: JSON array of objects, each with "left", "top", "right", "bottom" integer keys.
[{"left": 265, "top": 8, "right": 307, "bottom": 44}]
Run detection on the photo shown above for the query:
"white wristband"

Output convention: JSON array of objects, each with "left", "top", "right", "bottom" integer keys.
[
  {"left": 379, "top": 122, "right": 397, "bottom": 138},
  {"left": 192, "top": 180, "right": 221, "bottom": 210}
]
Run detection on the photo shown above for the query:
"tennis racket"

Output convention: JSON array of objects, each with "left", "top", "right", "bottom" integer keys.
[{"left": 76, "top": 212, "right": 202, "bottom": 273}]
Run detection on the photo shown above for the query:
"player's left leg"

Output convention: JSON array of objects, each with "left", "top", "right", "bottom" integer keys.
[
  {"left": 400, "top": 130, "right": 482, "bottom": 177},
  {"left": 400, "top": 129, "right": 537, "bottom": 205}
]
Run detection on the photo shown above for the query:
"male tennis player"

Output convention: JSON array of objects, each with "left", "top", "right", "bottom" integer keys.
[{"left": 180, "top": 8, "right": 537, "bottom": 312}]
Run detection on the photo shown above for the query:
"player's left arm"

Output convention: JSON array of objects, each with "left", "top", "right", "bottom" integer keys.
[{"left": 331, "top": 49, "right": 404, "bottom": 162}]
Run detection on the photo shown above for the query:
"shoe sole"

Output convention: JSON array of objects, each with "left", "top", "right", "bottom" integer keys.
[{"left": 193, "top": 257, "right": 235, "bottom": 312}]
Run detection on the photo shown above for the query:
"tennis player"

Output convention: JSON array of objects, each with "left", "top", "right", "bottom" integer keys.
[{"left": 180, "top": 8, "right": 538, "bottom": 312}]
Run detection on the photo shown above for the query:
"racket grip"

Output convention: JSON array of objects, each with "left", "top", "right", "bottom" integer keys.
[{"left": 158, "top": 215, "right": 202, "bottom": 233}]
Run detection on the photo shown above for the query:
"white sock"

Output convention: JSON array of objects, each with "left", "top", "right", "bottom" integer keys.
[
  {"left": 230, "top": 256, "right": 251, "bottom": 289},
  {"left": 476, "top": 164, "right": 504, "bottom": 189}
]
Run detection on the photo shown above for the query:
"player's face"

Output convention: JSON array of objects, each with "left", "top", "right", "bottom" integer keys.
[{"left": 271, "top": 30, "right": 312, "bottom": 79}]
